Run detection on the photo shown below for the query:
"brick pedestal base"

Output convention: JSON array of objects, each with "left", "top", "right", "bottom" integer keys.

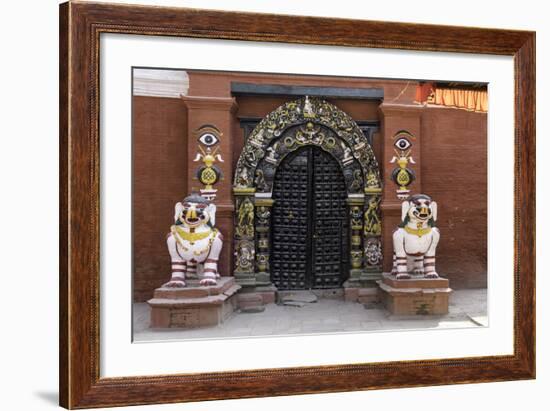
[
  {"left": 148, "top": 277, "right": 241, "bottom": 328},
  {"left": 377, "top": 273, "right": 452, "bottom": 315}
]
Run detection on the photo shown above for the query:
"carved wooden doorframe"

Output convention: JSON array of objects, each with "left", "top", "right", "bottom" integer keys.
[{"left": 233, "top": 97, "right": 383, "bottom": 290}]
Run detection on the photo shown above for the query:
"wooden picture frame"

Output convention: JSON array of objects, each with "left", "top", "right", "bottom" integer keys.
[{"left": 59, "top": 2, "right": 535, "bottom": 408}]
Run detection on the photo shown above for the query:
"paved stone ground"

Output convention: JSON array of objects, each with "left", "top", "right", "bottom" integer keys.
[{"left": 133, "top": 288, "right": 487, "bottom": 342}]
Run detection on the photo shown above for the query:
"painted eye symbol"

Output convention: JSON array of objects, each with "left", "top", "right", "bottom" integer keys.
[
  {"left": 394, "top": 137, "right": 411, "bottom": 150},
  {"left": 199, "top": 133, "right": 219, "bottom": 146}
]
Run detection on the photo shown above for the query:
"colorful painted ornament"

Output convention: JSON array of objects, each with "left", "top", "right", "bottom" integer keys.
[
  {"left": 196, "top": 124, "right": 221, "bottom": 146},
  {"left": 390, "top": 135, "right": 416, "bottom": 199},
  {"left": 193, "top": 145, "right": 224, "bottom": 200}
]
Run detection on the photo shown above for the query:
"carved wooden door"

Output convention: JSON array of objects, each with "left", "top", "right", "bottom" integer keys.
[{"left": 271, "top": 146, "right": 349, "bottom": 290}]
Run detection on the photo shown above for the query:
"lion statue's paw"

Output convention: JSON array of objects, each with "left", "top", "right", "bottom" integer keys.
[
  {"left": 396, "top": 273, "right": 411, "bottom": 280},
  {"left": 163, "top": 279, "right": 186, "bottom": 288},
  {"left": 424, "top": 272, "right": 439, "bottom": 279},
  {"left": 200, "top": 278, "right": 217, "bottom": 286}
]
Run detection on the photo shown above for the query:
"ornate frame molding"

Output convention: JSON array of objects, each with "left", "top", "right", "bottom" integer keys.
[{"left": 59, "top": 2, "right": 535, "bottom": 408}]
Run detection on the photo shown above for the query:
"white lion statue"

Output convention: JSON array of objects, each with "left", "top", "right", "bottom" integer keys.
[
  {"left": 391, "top": 194, "right": 440, "bottom": 280},
  {"left": 164, "top": 193, "right": 223, "bottom": 288}
]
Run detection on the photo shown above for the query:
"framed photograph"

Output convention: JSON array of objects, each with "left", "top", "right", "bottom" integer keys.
[{"left": 59, "top": 2, "right": 535, "bottom": 409}]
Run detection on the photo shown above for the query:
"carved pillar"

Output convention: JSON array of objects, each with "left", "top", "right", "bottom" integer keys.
[
  {"left": 363, "top": 187, "right": 383, "bottom": 279},
  {"left": 254, "top": 196, "right": 275, "bottom": 287},
  {"left": 347, "top": 195, "right": 365, "bottom": 283},
  {"left": 345, "top": 188, "right": 383, "bottom": 287},
  {"left": 233, "top": 188, "right": 256, "bottom": 286},
  {"left": 181, "top": 95, "right": 238, "bottom": 277},
  {"left": 379, "top": 104, "right": 423, "bottom": 272}
]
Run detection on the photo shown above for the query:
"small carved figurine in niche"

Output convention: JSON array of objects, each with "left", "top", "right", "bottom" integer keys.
[
  {"left": 164, "top": 193, "right": 223, "bottom": 288},
  {"left": 303, "top": 95, "right": 315, "bottom": 118},
  {"left": 350, "top": 169, "right": 364, "bottom": 192},
  {"left": 254, "top": 169, "right": 269, "bottom": 192},
  {"left": 365, "top": 170, "right": 381, "bottom": 189},
  {"left": 391, "top": 194, "right": 440, "bottom": 280},
  {"left": 235, "top": 167, "right": 251, "bottom": 188},
  {"left": 256, "top": 253, "right": 269, "bottom": 272},
  {"left": 256, "top": 205, "right": 271, "bottom": 225},
  {"left": 236, "top": 197, "right": 255, "bottom": 238}
]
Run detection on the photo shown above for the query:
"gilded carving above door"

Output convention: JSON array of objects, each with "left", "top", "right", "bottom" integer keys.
[{"left": 233, "top": 96, "right": 381, "bottom": 192}]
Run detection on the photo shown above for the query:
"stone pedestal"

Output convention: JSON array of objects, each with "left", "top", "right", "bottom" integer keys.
[
  {"left": 377, "top": 273, "right": 452, "bottom": 315},
  {"left": 148, "top": 277, "right": 241, "bottom": 328}
]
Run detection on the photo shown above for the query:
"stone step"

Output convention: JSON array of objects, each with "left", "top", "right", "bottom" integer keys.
[
  {"left": 237, "top": 292, "right": 265, "bottom": 312},
  {"left": 278, "top": 290, "right": 318, "bottom": 304}
]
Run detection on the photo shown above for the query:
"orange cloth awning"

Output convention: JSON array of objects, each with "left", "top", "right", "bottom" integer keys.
[{"left": 416, "top": 82, "right": 487, "bottom": 113}]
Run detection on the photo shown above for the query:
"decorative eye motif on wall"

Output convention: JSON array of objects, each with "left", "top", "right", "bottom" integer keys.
[
  {"left": 194, "top": 125, "right": 223, "bottom": 201},
  {"left": 390, "top": 130, "right": 415, "bottom": 200},
  {"left": 198, "top": 132, "right": 219, "bottom": 146},
  {"left": 195, "top": 124, "right": 222, "bottom": 147},
  {"left": 394, "top": 137, "right": 411, "bottom": 151}
]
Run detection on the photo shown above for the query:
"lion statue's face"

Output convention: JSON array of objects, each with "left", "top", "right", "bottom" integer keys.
[
  {"left": 402, "top": 194, "right": 437, "bottom": 225},
  {"left": 174, "top": 194, "right": 216, "bottom": 228}
]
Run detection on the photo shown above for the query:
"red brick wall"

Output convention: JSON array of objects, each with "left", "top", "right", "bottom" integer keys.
[
  {"left": 133, "top": 96, "right": 188, "bottom": 301},
  {"left": 420, "top": 107, "right": 487, "bottom": 288}
]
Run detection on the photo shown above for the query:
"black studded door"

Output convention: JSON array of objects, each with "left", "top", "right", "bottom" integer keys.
[
  {"left": 271, "top": 146, "right": 349, "bottom": 290},
  {"left": 311, "top": 147, "right": 350, "bottom": 288}
]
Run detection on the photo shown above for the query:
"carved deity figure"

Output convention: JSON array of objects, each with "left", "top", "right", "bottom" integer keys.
[
  {"left": 236, "top": 197, "right": 255, "bottom": 238},
  {"left": 164, "top": 193, "right": 223, "bottom": 288},
  {"left": 255, "top": 169, "right": 269, "bottom": 192},
  {"left": 303, "top": 95, "right": 314, "bottom": 118},
  {"left": 365, "top": 170, "right": 380, "bottom": 189},
  {"left": 234, "top": 240, "right": 254, "bottom": 272},
  {"left": 364, "top": 196, "right": 381, "bottom": 236},
  {"left": 236, "top": 167, "right": 251, "bottom": 188},
  {"left": 350, "top": 169, "right": 364, "bottom": 192},
  {"left": 391, "top": 194, "right": 440, "bottom": 280}
]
